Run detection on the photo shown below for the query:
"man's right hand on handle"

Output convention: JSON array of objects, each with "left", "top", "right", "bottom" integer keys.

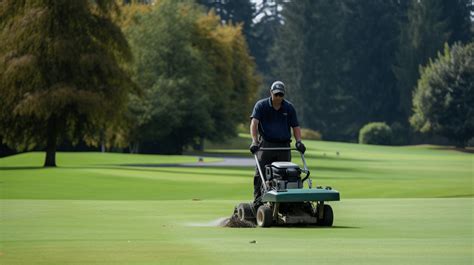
[{"left": 250, "top": 143, "right": 259, "bottom": 154}]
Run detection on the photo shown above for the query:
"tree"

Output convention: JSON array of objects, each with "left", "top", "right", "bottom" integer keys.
[
  {"left": 410, "top": 43, "right": 474, "bottom": 148},
  {"left": 0, "top": 0, "right": 135, "bottom": 166},
  {"left": 343, "top": 0, "right": 408, "bottom": 133},
  {"left": 124, "top": 0, "right": 259, "bottom": 154},
  {"left": 196, "top": 12, "right": 260, "bottom": 140},
  {"left": 197, "top": 0, "right": 286, "bottom": 94},
  {"left": 249, "top": 0, "right": 286, "bottom": 90},
  {"left": 271, "top": 0, "right": 355, "bottom": 140},
  {"left": 197, "top": 0, "right": 254, "bottom": 35},
  {"left": 441, "top": 0, "right": 473, "bottom": 44},
  {"left": 394, "top": 0, "right": 472, "bottom": 125}
]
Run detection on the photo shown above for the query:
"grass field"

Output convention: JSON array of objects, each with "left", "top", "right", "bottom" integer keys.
[{"left": 1, "top": 138, "right": 473, "bottom": 264}]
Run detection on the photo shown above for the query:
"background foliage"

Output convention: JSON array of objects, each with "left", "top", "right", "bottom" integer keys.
[
  {"left": 0, "top": 0, "right": 473, "bottom": 160},
  {"left": 123, "top": 0, "right": 259, "bottom": 154},
  {"left": 0, "top": 0, "right": 135, "bottom": 164},
  {"left": 410, "top": 42, "right": 474, "bottom": 147},
  {"left": 359, "top": 122, "right": 393, "bottom": 145}
]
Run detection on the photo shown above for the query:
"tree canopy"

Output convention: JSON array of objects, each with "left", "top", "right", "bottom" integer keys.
[
  {"left": 0, "top": 0, "right": 135, "bottom": 166},
  {"left": 124, "top": 0, "right": 259, "bottom": 154},
  {"left": 269, "top": 0, "right": 472, "bottom": 143},
  {"left": 410, "top": 43, "right": 474, "bottom": 147},
  {"left": 1, "top": 0, "right": 472, "bottom": 158},
  {"left": 270, "top": 0, "right": 406, "bottom": 141},
  {"left": 395, "top": 0, "right": 473, "bottom": 126}
]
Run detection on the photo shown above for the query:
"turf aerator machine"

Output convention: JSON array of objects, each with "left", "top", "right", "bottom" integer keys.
[{"left": 235, "top": 147, "right": 340, "bottom": 227}]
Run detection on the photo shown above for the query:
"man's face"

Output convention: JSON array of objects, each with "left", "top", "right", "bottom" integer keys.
[{"left": 271, "top": 92, "right": 284, "bottom": 104}]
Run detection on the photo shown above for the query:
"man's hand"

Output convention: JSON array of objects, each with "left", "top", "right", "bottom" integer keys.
[
  {"left": 249, "top": 143, "right": 259, "bottom": 154},
  {"left": 295, "top": 141, "right": 306, "bottom": 154}
]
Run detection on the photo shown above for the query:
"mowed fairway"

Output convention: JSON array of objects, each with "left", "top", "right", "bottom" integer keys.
[{"left": 1, "top": 140, "right": 473, "bottom": 265}]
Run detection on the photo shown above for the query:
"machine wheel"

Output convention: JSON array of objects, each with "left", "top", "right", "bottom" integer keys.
[
  {"left": 256, "top": 205, "right": 273, "bottom": 227},
  {"left": 318, "top": 204, "right": 334, "bottom": 227},
  {"left": 237, "top": 203, "right": 255, "bottom": 222}
]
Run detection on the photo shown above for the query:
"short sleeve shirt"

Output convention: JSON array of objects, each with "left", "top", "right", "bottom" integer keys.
[{"left": 250, "top": 97, "right": 299, "bottom": 142}]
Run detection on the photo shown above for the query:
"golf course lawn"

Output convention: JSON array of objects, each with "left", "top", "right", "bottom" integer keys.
[{"left": 1, "top": 140, "right": 473, "bottom": 264}]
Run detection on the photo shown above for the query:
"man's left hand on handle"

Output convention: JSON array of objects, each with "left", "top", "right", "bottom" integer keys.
[{"left": 295, "top": 141, "right": 306, "bottom": 154}]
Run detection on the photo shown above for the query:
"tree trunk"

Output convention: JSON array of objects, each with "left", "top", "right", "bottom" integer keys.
[{"left": 44, "top": 118, "right": 58, "bottom": 167}]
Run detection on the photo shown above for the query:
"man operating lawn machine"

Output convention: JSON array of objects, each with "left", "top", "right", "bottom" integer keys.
[{"left": 235, "top": 81, "right": 340, "bottom": 227}]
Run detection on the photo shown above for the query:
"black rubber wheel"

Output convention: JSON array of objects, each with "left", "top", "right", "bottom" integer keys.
[
  {"left": 256, "top": 205, "right": 273, "bottom": 227},
  {"left": 237, "top": 203, "right": 255, "bottom": 222},
  {"left": 318, "top": 204, "right": 334, "bottom": 227}
]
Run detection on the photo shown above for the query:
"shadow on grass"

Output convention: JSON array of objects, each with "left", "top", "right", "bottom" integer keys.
[
  {"left": 59, "top": 163, "right": 363, "bottom": 180},
  {"left": 133, "top": 167, "right": 250, "bottom": 178},
  {"left": 63, "top": 165, "right": 251, "bottom": 178},
  {"left": 0, "top": 166, "right": 43, "bottom": 170},
  {"left": 269, "top": 225, "right": 360, "bottom": 229},
  {"left": 118, "top": 164, "right": 362, "bottom": 176},
  {"left": 437, "top": 194, "right": 473, "bottom": 198},
  {"left": 120, "top": 163, "right": 253, "bottom": 168},
  {"left": 195, "top": 151, "right": 383, "bottom": 162},
  {"left": 315, "top": 166, "right": 364, "bottom": 173},
  {"left": 185, "top": 151, "right": 249, "bottom": 158},
  {"left": 305, "top": 154, "right": 382, "bottom": 163},
  {"left": 188, "top": 151, "right": 383, "bottom": 162},
  {"left": 428, "top": 146, "right": 474, "bottom": 154}
]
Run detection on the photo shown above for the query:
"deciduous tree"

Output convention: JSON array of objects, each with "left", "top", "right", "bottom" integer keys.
[
  {"left": 410, "top": 43, "right": 474, "bottom": 147},
  {"left": 124, "top": 0, "right": 259, "bottom": 153}
]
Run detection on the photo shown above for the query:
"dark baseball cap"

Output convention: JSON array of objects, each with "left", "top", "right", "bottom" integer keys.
[{"left": 270, "top": 81, "right": 285, "bottom": 95}]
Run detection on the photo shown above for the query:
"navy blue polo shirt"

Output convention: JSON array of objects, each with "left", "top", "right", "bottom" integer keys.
[{"left": 250, "top": 97, "right": 299, "bottom": 143}]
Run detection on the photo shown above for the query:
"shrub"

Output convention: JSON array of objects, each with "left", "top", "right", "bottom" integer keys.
[
  {"left": 359, "top": 122, "right": 392, "bottom": 145},
  {"left": 300, "top": 128, "right": 322, "bottom": 140}
]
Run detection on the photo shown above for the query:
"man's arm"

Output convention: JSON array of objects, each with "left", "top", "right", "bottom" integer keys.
[
  {"left": 292, "top": 126, "right": 302, "bottom": 142},
  {"left": 250, "top": 118, "right": 259, "bottom": 144}
]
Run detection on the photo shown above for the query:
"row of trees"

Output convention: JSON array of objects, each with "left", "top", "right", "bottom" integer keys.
[
  {"left": 269, "top": 0, "right": 472, "bottom": 143},
  {"left": 122, "top": 0, "right": 474, "bottom": 147},
  {"left": 122, "top": 1, "right": 259, "bottom": 153},
  {"left": 196, "top": 0, "right": 473, "bottom": 145},
  {"left": 0, "top": 0, "right": 472, "bottom": 165},
  {"left": 0, "top": 0, "right": 260, "bottom": 165}
]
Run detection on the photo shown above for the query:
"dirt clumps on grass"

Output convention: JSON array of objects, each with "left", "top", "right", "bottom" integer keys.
[{"left": 221, "top": 214, "right": 256, "bottom": 228}]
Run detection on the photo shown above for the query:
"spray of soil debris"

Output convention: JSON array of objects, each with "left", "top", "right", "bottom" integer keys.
[
  {"left": 221, "top": 214, "right": 256, "bottom": 228},
  {"left": 185, "top": 215, "right": 255, "bottom": 228}
]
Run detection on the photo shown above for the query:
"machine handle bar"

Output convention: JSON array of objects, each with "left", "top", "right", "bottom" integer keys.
[{"left": 258, "top": 147, "right": 296, "bottom": 151}]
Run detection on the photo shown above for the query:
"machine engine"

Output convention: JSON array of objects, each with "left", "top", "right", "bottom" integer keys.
[{"left": 265, "top": 162, "right": 303, "bottom": 190}]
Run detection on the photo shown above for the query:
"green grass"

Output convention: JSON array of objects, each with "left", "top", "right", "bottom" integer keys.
[
  {"left": 1, "top": 139, "right": 473, "bottom": 264},
  {"left": 2, "top": 199, "right": 472, "bottom": 265}
]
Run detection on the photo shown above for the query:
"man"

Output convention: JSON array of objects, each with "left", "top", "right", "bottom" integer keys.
[{"left": 249, "top": 81, "right": 306, "bottom": 206}]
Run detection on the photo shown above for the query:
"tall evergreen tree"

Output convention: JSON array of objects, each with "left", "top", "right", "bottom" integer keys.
[
  {"left": 0, "top": 0, "right": 135, "bottom": 166},
  {"left": 271, "top": 0, "right": 352, "bottom": 140},
  {"left": 343, "top": 0, "right": 408, "bottom": 133},
  {"left": 250, "top": 0, "right": 285, "bottom": 90},
  {"left": 441, "top": 0, "right": 473, "bottom": 44}
]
